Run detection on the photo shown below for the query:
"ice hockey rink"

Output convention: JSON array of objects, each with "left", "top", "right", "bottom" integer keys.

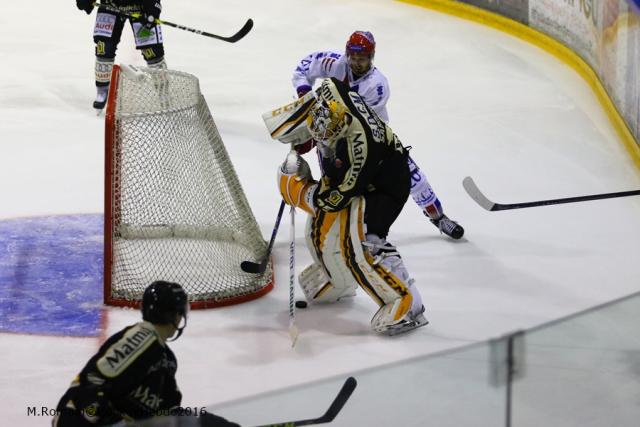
[{"left": 2, "top": 0, "right": 640, "bottom": 426}]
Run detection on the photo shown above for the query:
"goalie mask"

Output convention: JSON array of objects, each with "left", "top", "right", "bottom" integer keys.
[{"left": 306, "top": 98, "right": 349, "bottom": 145}]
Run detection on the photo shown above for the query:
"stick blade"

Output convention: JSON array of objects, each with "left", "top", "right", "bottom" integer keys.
[
  {"left": 463, "top": 176, "right": 496, "bottom": 211},
  {"left": 249, "top": 376, "right": 357, "bottom": 427},
  {"left": 226, "top": 18, "right": 254, "bottom": 42},
  {"left": 240, "top": 260, "right": 264, "bottom": 274},
  {"left": 316, "top": 377, "right": 357, "bottom": 423}
]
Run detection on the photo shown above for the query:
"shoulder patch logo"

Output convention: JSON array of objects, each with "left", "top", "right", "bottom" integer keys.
[{"left": 97, "top": 324, "right": 157, "bottom": 378}]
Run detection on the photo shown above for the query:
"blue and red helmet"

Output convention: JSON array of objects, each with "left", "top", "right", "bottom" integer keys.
[{"left": 346, "top": 31, "right": 376, "bottom": 58}]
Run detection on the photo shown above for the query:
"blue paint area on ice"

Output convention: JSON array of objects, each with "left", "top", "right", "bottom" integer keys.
[{"left": 0, "top": 214, "right": 104, "bottom": 337}]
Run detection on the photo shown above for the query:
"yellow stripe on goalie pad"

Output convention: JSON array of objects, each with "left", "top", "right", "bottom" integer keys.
[{"left": 307, "top": 197, "right": 410, "bottom": 308}]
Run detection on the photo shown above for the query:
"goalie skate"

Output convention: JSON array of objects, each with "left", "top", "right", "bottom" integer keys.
[{"left": 373, "top": 303, "right": 428, "bottom": 336}]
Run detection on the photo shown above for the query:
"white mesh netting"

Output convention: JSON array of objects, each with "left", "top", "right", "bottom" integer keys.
[{"left": 105, "top": 66, "right": 272, "bottom": 307}]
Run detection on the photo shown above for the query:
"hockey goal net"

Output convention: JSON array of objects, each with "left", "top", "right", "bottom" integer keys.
[{"left": 104, "top": 64, "right": 273, "bottom": 309}]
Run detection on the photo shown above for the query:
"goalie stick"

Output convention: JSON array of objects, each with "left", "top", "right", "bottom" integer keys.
[
  {"left": 252, "top": 376, "right": 357, "bottom": 427},
  {"left": 241, "top": 200, "right": 286, "bottom": 274},
  {"left": 94, "top": 3, "right": 253, "bottom": 43},
  {"left": 463, "top": 176, "right": 640, "bottom": 211},
  {"left": 288, "top": 205, "right": 299, "bottom": 347}
]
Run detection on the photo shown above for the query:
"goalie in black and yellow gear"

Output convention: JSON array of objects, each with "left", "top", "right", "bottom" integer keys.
[{"left": 271, "top": 77, "right": 427, "bottom": 336}]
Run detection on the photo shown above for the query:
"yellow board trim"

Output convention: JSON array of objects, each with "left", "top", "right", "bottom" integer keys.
[{"left": 398, "top": 0, "right": 640, "bottom": 169}]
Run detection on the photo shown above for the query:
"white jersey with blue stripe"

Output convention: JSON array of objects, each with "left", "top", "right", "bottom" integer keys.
[{"left": 292, "top": 50, "right": 390, "bottom": 122}]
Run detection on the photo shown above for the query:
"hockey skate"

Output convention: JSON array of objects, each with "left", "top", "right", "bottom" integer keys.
[
  {"left": 93, "top": 86, "right": 109, "bottom": 114},
  {"left": 364, "top": 235, "right": 428, "bottom": 335},
  {"left": 371, "top": 297, "right": 428, "bottom": 336},
  {"left": 429, "top": 213, "right": 464, "bottom": 240}
]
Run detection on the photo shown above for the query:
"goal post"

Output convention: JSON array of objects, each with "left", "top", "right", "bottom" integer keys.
[{"left": 104, "top": 64, "right": 273, "bottom": 309}]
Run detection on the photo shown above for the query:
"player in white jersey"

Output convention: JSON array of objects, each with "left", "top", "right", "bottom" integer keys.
[{"left": 292, "top": 31, "right": 464, "bottom": 239}]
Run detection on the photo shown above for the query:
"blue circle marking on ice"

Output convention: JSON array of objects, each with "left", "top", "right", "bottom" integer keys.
[{"left": 0, "top": 214, "right": 104, "bottom": 337}]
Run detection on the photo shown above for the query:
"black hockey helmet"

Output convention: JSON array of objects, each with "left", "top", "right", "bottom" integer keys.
[{"left": 142, "top": 281, "right": 189, "bottom": 339}]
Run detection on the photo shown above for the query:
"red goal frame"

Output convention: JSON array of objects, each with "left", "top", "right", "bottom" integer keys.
[{"left": 103, "top": 64, "right": 273, "bottom": 309}]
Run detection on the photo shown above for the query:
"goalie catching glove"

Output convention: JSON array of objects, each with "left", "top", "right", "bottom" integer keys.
[{"left": 278, "top": 151, "right": 317, "bottom": 215}]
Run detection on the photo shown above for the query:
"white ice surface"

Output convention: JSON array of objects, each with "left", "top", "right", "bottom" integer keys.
[{"left": 1, "top": 0, "right": 640, "bottom": 426}]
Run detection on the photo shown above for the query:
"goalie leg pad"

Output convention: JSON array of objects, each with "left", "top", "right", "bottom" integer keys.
[
  {"left": 298, "top": 262, "right": 356, "bottom": 303},
  {"left": 363, "top": 233, "right": 424, "bottom": 315},
  {"left": 306, "top": 198, "right": 416, "bottom": 310},
  {"left": 305, "top": 198, "right": 426, "bottom": 334},
  {"left": 303, "top": 214, "right": 358, "bottom": 302}
]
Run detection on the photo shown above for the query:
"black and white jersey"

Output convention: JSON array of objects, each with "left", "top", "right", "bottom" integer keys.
[
  {"left": 101, "top": 0, "right": 148, "bottom": 7},
  {"left": 55, "top": 321, "right": 180, "bottom": 425},
  {"left": 315, "top": 77, "right": 408, "bottom": 213},
  {"left": 98, "top": 0, "right": 157, "bottom": 13}
]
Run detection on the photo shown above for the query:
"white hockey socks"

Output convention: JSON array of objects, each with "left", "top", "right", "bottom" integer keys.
[{"left": 95, "top": 58, "right": 114, "bottom": 86}]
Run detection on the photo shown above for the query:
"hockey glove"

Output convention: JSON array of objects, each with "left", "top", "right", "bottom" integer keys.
[
  {"left": 278, "top": 151, "right": 317, "bottom": 215},
  {"left": 296, "top": 85, "right": 312, "bottom": 98},
  {"left": 76, "top": 0, "right": 94, "bottom": 14},
  {"left": 141, "top": 0, "right": 162, "bottom": 28},
  {"left": 295, "top": 139, "right": 316, "bottom": 155},
  {"left": 73, "top": 387, "right": 112, "bottom": 424}
]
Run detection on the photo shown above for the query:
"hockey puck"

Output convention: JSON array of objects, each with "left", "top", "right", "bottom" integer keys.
[{"left": 295, "top": 300, "right": 308, "bottom": 309}]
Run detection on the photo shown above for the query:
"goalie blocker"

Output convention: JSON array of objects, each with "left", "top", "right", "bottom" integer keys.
[{"left": 270, "top": 79, "right": 428, "bottom": 335}]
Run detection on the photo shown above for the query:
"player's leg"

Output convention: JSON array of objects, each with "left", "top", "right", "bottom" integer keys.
[
  {"left": 365, "top": 152, "right": 411, "bottom": 239},
  {"left": 129, "top": 20, "right": 168, "bottom": 105},
  {"left": 129, "top": 17, "right": 166, "bottom": 69},
  {"left": 307, "top": 197, "right": 427, "bottom": 335},
  {"left": 363, "top": 156, "right": 427, "bottom": 334},
  {"left": 92, "top": 10, "right": 125, "bottom": 110},
  {"left": 362, "top": 233, "right": 427, "bottom": 335},
  {"left": 300, "top": 211, "right": 358, "bottom": 303},
  {"left": 407, "top": 155, "right": 465, "bottom": 239}
]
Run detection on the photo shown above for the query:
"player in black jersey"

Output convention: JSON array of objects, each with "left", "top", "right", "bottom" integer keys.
[
  {"left": 52, "top": 281, "right": 239, "bottom": 427},
  {"left": 75, "top": 0, "right": 167, "bottom": 110},
  {"left": 276, "top": 78, "right": 428, "bottom": 335}
]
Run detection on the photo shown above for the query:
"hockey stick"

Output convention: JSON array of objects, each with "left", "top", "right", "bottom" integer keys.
[
  {"left": 288, "top": 205, "right": 299, "bottom": 347},
  {"left": 94, "top": 3, "right": 253, "bottom": 43},
  {"left": 241, "top": 200, "right": 286, "bottom": 274},
  {"left": 463, "top": 176, "right": 640, "bottom": 211},
  {"left": 252, "top": 376, "right": 358, "bottom": 427}
]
